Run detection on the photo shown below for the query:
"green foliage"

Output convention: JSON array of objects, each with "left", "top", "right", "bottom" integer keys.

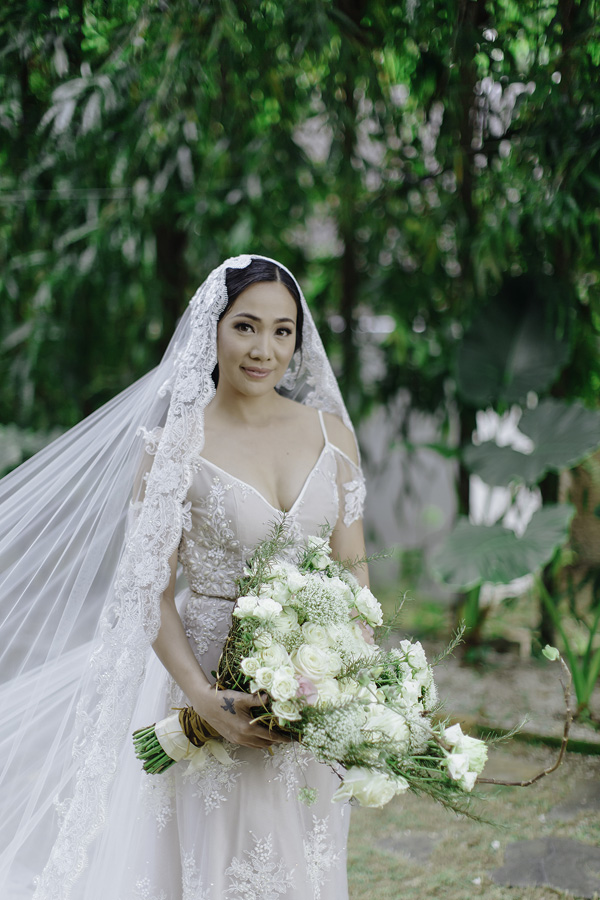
[
  {"left": 455, "top": 275, "right": 572, "bottom": 408},
  {"left": 431, "top": 504, "right": 575, "bottom": 590},
  {"left": 2, "top": 0, "right": 598, "bottom": 430}
]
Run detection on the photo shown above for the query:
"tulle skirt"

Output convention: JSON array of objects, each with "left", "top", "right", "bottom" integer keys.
[{"left": 2, "top": 591, "right": 350, "bottom": 899}]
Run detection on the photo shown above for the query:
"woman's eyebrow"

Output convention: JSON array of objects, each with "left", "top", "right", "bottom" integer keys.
[{"left": 231, "top": 312, "right": 295, "bottom": 324}]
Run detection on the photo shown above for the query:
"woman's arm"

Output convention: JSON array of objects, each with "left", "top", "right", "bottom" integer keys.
[
  {"left": 152, "top": 548, "right": 286, "bottom": 748},
  {"left": 324, "top": 412, "right": 369, "bottom": 587},
  {"left": 330, "top": 517, "right": 369, "bottom": 588}
]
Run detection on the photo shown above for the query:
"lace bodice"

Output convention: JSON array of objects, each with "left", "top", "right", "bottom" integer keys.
[{"left": 178, "top": 410, "right": 365, "bottom": 600}]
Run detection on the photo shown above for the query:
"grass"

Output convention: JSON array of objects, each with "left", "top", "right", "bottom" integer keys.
[{"left": 347, "top": 744, "right": 600, "bottom": 900}]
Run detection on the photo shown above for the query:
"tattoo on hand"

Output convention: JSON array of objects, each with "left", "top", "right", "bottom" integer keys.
[{"left": 221, "top": 697, "right": 236, "bottom": 715}]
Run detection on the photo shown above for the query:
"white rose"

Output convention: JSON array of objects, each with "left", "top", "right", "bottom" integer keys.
[
  {"left": 363, "top": 705, "right": 410, "bottom": 746},
  {"left": 271, "top": 698, "right": 302, "bottom": 723},
  {"left": 253, "top": 598, "right": 283, "bottom": 621},
  {"left": 258, "top": 642, "right": 290, "bottom": 669},
  {"left": 233, "top": 595, "right": 258, "bottom": 618},
  {"left": 445, "top": 751, "right": 471, "bottom": 783},
  {"left": 332, "top": 768, "right": 407, "bottom": 808},
  {"left": 270, "top": 666, "right": 300, "bottom": 702},
  {"left": 286, "top": 569, "right": 308, "bottom": 593},
  {"left": 307, "top": 535, "right": 331, "bottom": 570},
  {"left": 397, "top": 678, "right": 421, "bottom": 707},
  {"left": 259, "top": 579, "right": 290, "bottom": 605},
  {"left": 253, "top": 666, "right": 275, "bottom": 692},
  {"left": 444, "top": 724, "right": 487, "bottom": 770},
  {"left": 240, "top": 656, "right": 260, "bottom": 678},
  {"left": 292, "top": 644, "right": 338, "bottom": 683},
  {"left": 338, "top": 677, "right": 360, "bottom": 699},
  {"left": 254, "top": 630, "right": 273, "bottom": 650},
  {"left": 301, "top": 622, "right": 331, "bottom": 649},
  {"left": 353, "top": 587, "right": 383, "bottom": 627},
  {"left": 269, "top": 606, "right": 300, "bottom": 637},
  {"left": 327, "top": 576, "right": 354, "bottom": 605},
  {"left": 444, "top": 723, "right": 465, "bottom": 747},
  {"left": 314, "top": 677, "right": 341, "bottom": 704},
  {"left": 461, "top": 770, "right": 478, "bottom": 792},
  {"left": 339, "top": 569, "right": 360, "bottom": 596}
]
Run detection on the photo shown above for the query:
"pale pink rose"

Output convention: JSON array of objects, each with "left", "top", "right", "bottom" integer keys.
[{"left": 296, "top": 675, "right": 319, "bottom": 705}]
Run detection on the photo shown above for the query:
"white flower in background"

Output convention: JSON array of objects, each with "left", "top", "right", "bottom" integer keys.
[
  {"left": 270, "top": 666, "right": 299, "bottom": 702},
  {"left": 332, "top": 768, "right": 409, "bottom": 808},
  {"left": 272, "top": 698, "right": 302, "bottom": 723},
  {"left": 353, "top": 586, "right": 383, "bottom": 627}
]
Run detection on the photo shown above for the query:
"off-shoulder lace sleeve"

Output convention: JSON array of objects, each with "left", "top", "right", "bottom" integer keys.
[{"left": 331, "top": 446, "right": 366, "bottom": 528}]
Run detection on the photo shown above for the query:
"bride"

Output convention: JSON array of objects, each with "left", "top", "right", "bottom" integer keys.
[{"left": 0, "top": 254, "right": 368, "bottom": 899}]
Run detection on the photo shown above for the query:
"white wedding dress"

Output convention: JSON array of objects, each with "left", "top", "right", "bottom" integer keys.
[{"left": 81, "top": 410, "right": 365, "bottom": 900}]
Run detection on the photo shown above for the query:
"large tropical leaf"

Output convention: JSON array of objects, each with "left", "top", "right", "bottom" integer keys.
[
  {"left": 431, "top": 503, "right": 575, "bottom": 589},
  {"left": 463, "top": 398, "right": 600, "bottom": 486},
  {"left": 455, "top": 274, "right": 571, "bottom": 408}
]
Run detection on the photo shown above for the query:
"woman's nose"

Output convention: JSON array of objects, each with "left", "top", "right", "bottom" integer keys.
[{"left": 249, "top": 334, "right": 271, "bottom": 359}]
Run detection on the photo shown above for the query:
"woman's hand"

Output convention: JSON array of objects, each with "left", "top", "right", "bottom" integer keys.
[{"left": 191, "top": 685, "right": 288, "bottom": 749}]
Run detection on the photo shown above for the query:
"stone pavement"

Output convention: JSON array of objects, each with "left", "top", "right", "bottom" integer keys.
[
  {"left": 487, "top": 768, "right": 600, "bottom": 899},
  {"left": 490, "top": 837, "right": 600, "bottom": 898}
]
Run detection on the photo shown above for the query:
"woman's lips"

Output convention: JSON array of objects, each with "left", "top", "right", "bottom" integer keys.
[{"left": 242, "top": 366, "right": 273, "bottom": 378}]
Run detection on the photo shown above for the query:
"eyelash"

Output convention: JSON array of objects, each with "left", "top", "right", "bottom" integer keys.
[{"left": 234, "top": 323, "right": 292, "bottom": 336}]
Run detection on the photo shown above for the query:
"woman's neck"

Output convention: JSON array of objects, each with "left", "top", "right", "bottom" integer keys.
[{"left": 209, "top": 385, "right": 284, "bottom": 426}]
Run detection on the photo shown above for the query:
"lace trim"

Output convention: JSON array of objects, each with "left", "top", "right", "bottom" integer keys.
[
  {"left": 225, "top": 832, "right": 295, "bottom": 899},
  {"left": 342, "top": 474, "right": 366, "bottom": 527},
  {"left": 304, "top": 815, "right": 343, "bottom": 900},
  {"left": 182, "top": 744, "right": 246, "bottom": 813}
]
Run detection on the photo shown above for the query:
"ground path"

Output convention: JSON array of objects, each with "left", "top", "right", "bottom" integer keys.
[{"left": 347, "top": 646, "right": 600, "bottom": 899}]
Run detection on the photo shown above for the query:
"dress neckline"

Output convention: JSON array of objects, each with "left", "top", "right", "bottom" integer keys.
[
  {"left": 198, "top": 409, "right": 331, "bottom": 515},
  {"left": 198, "top": 443, "right": 331, "bottom": 515}
]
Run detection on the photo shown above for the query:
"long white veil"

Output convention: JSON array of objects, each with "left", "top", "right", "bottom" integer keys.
[{"left": 0, "top": 254, "right": 355, "bottom": 899}]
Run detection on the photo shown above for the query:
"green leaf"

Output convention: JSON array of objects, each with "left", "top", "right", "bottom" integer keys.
[
  {"left": 455, "top": 275, "right": 571, "bottom": 408},
  {"left": 542, "top": 644, "right": 560, "bottom": 661},
  {"left": 464, "top": 399, "right": 600, "bottom": 486},
  {"left": 431, "top": 503, "right": 575, "bottom": 589}
]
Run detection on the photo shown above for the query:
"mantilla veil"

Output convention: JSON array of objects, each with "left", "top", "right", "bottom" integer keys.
[{"left": 0, "top": 254, "right": 359, "bottom": 898}]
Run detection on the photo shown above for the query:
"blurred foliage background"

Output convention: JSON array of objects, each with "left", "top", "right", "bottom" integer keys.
[{"left": 1, "top": 0, "right": 600, "bottom": 714}]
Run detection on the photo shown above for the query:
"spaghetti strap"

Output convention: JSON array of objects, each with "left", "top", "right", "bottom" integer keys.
[{"left": 317, "top": 408, "right": 329, "bottom": 445}]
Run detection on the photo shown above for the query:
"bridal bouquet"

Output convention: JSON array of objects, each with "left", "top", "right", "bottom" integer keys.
[{"left": 133, "top": 526, "right": 487, "bottom": 811}]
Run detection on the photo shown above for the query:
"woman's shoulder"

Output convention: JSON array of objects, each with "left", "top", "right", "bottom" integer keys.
[{"left": 322, "top": 411, "right": 359, "bottom": 465}]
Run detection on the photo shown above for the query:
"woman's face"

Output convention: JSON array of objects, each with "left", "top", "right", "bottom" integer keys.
[{"left": 216, "top": 281, "right": 298, "bottom": 397}]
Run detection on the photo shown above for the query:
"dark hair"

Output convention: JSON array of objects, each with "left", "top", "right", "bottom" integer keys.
[{"left": 222, "top": 258, "right": 304, "bottom": 353}]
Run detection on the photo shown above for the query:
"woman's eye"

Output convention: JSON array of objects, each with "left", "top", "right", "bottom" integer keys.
[
  {"left": 235, "top": 322, "right": 254, "bottom": 333},
  {"left": 276, "top": 328, "right": 293, "bottom": 336}
]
